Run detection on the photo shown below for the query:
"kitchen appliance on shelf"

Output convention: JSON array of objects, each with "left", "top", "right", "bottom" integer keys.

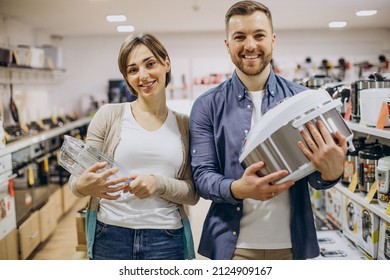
[
  {"left": 303, "top": 75, "right": 334, "bottom": 89},
  {"left": 350, "top": 73, "right": 390, "bottom": 123},
  {"left": 58, "top": 135, "right": 132, "bottom": 201},
  {"left": 342, "top": 137, "right": 366, "bottom": 185},
  {"left": 0, "top": 47, "right": 12, "bottom": 67},
  {"left": 357, "top": 143, "right": 390, "bottom": 195},
  {"left": 239, "top": 88, "right": 355, "bottom": 183},
  {"left": 360, "top": 88, "right": 390, "bottom": 127},
  {"left": 12, "top": 142, "right": 50, "bottom": 226},
  {"left": 375, "top": 155, "right": 390, "bottom": 209},
  {"left": 0, "top": 154, "right": 16, "bottom": 241}
]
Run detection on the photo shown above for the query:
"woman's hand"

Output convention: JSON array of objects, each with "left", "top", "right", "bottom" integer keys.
[
  {"left": 75, "top": 162, "right": 130, "bottom": 200},
  {"left": 298, "top": 120, "right": 348, "bottom": 181},
  {"left": 128, "top": 174, "right": 157, "bottom": 199}
]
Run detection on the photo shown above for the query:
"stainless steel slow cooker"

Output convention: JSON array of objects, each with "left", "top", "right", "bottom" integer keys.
[
  {"left": 239, "top": 88, "right": 355, "bottom": 183},
  {"left": 350, "top": 74, "right": 390, "bottom": 123},
  {"left": 358, "top": 143, "right": 390, "bottom": 194},
  {"left": 342, "top": 137, "right": 366, "bottom": 185}
]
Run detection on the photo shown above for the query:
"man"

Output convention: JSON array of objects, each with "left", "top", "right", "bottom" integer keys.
[{"left": 189, "top": 0, "right": 347, "bottom": 260}]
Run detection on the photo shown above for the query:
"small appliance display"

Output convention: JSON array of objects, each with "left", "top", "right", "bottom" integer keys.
[{"left": 357, "top": 142, "right": 390, "bottom": 194}]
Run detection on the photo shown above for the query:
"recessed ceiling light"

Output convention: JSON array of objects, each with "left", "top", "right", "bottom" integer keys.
[
  {"left": 328, "top": 21, "right": 347, "bottom": 28},
  {"left": 117, "top": 25, "right": 135, "bottom": 32},
  {"left": 106, "top": 15, "right": 127, "bottom": 22},
  {"left": 356, "top": 10, "right": 377, "bottom": 16}
]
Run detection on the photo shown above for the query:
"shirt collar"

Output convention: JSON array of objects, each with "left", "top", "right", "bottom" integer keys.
[{"left": 231, "top": 68, "right": 277, "bottom": 101}]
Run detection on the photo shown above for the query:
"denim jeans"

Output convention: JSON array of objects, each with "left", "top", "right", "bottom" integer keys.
[{"left": 91, "top": 220, "right": 185, "bottom": 260}]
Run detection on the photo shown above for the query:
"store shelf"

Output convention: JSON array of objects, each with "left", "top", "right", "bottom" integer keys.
[
  {"left": 0, "top": 66, "right": 66, "bottom": 85},
  {"left": 341, "top": 121, "right": 390, "bottom": 223},
  {"left": 335, "top": 183, "right": 390, "bottom": 223},
  {"left": 347, "top": 121, "right": 390, "bottom": 139},
  {"left": 0, "top": 116, "right": 92, "bottom": 157}
]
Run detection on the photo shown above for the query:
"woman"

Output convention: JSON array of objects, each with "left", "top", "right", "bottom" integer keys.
[{"left": 68, "top": 33, "right": 199, "bottom": 260}]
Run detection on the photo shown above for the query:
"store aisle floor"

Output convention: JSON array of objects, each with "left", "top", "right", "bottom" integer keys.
[{"left": 31, "top": 197, "right": 88, "bottom": 260}]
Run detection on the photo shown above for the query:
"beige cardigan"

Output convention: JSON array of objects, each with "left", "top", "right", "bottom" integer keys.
[{"left": 69, "top": 102, "right": 199, "bottom": 209}]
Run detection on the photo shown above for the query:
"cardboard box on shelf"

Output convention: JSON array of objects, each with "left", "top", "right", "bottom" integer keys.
[
  {"left": 377, "top": 218, "right": 390, "bottom": 260},
  {"left": 76, "top": 214, "right": 86, "bottom": 247},
  {"left": 357, "top": 206, "right": 380, "bottom": 259},
  {"left": 325, "top": 187, "right": 343, "bottom": 229},
  {"left": 342, "top": 196, "right": 360, "bottom": 245}
]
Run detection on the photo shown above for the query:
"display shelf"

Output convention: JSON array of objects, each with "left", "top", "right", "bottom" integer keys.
[
  {"left": 0, "top": 116, "right": 92, "bottom": 157},
  {"left": 0, "top": 66, "right": 66, "bottom": 85},
  {"left": 347, "top": 121, "right": 390, "bottom": 139},
  {"left": 340, "top": 121, "right": 390, "bottom": 223},
  {"left": 335, "top": 183, "right": 390, "bottom": 223}
]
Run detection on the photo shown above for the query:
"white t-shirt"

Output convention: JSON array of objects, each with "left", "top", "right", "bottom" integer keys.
[
  {"left": 97, "top": 104, "right": 183, "bottom": 229},
  {"left": 236, "top": 90, "right": 292, "bottom": 249}
]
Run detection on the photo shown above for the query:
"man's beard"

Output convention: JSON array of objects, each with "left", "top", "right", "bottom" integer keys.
[{"left": 234, "top": 52, "right": 272, "bottom": 76}]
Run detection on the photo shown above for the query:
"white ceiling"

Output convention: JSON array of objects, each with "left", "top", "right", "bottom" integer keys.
[{"left": 0, "top": 0, "right": 389, "bottom": 37}]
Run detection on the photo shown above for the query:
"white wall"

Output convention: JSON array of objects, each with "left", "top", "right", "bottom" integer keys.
[
  {"left": 54, "top": 28, "right": 390, "bottom": 114},
  {"left": 1, "top": 13, "right": 390, "bottom": 117}
]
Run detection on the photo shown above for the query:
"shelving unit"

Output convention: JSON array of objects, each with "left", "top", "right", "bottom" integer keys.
[
  {"left": 335, "top": 183, "right": 390, "bottom": 222},
  {"left": 0, "top": 66, "right": 66, "bottom": 85},
  {"left": 340, "top": 120, "right": 390, "bottom": 222}
]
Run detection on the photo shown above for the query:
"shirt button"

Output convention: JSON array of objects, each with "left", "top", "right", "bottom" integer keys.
[
  {"left": 247, "top": 105, "right": 251, "bottom": 109},
  {"left": 232, "top": 231, "right": 237, "bottom": 236},
  {"left": 244, "top": 129, "right": 248, "bottom": 134},
  {"left": 236, "top": 207, "right": 241, "bottom": 211},
  {"left": 192, "top": 149, "right": 196, "bottom": 154},
  {"left": 238, "top": 95, "right": 242, "bottom": 98}
]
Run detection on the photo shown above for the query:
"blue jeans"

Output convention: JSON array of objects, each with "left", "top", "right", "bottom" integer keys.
[{"left": 91, "top": 220, "right": 184, "bottom": 260}]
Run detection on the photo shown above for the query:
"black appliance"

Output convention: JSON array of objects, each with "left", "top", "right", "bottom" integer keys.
[
  {"left": 0, "top": 47, "right": 12, "bottom": 67},
  {"left": 12, "top": 142, "right": 51, "bottom": 226},
  {"left": 108, "top": 79, "right": 137, "bottom": 103}
]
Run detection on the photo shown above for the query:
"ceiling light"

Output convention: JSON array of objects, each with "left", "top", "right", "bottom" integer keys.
[
  {"left": 117, "top": 25, "right": 135, "bottom": 32},
  {"left": 356, "top": 10, "right": 377, "bottom": 16},
  {"left": 106, "top": 15, "right": 127, "bottom": 22},
  {"left": 328, "top": 21, "right": 347, "bottom": 28}
]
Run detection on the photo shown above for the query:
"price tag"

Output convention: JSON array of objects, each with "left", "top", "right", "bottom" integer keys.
[
  {"left": 348, "top": 173, "right": 358, "bottom": 192},
  {"left": 344, "top": 99, "right": 351, "bottom": 121},
  {"left": 365, "top": 181, "right": 378, "bottom": 203},
  {"left": 386, "top": 201, "right": 390, "bottom": 216},
  {"left": 376, "top": 101, "right": 389, "bottom": 130}
]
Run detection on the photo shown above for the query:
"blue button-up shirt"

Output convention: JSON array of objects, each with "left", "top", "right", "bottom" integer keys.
[{"left": 189, "top": 69, "right": 338, "bottom": 260}]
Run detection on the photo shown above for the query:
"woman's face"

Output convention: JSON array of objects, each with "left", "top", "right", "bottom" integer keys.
[{"left": 125, "top": 44, "right": 170, "bottom": 99}]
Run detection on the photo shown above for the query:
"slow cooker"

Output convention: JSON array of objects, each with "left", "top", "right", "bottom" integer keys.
[
  {"left": 350, "top": 73, "right": 390, "bottom": 123},
  {"left": 239, "top": 88, "right": 355, "bottom": 183},
  {"left": 360, "top": 88, "right": 390, "bottom": 127},
  {"left": 342, "top": 137, "right": 366, "bottom": 185},
  {"left": 358, "top": 143, "right": 390, "bottom": 194},
  {"left": 376, "top": 155, "right": 390, "bottom": 209}
]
